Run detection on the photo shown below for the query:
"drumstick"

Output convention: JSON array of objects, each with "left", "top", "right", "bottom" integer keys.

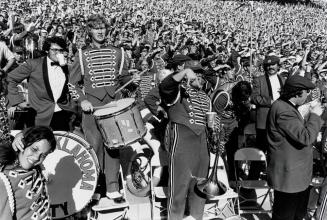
[
  {"left": 93, "top": 101, "right": 118, "bottom": 110},
  {"left": 114, "top": 69, "right": 149, "bottom": 94}
]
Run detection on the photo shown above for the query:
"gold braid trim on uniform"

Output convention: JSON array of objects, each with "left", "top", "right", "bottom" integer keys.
[{"left": 0, "top": 171, "right": 15, "bottom": 215}]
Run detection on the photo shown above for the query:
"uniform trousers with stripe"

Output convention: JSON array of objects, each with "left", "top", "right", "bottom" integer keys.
[
  {"left": 82, "top": 94, "right": 120, "bottom": 194},
  {"left": 167, "top": 123, "right": 209, "bottom": 220}
]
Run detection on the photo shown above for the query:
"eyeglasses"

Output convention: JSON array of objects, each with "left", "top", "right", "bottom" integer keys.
[{"left": 50, "top": 48, "right": 64, "bottom": 53}]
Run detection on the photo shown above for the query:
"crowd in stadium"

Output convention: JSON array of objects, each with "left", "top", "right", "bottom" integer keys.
[{"left": 1, "top": 0, "right": 327, "bottom": 219}]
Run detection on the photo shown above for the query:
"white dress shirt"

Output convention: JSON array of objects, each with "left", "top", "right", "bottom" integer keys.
[
  {"left": 269, "top": 74, "right": 281, "bottom": 101},
  {"left": 47, "top": 57, "right": 66, "bottom": 112}
]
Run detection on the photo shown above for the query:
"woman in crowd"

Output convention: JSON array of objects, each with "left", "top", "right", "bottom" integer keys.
[{"left": 0, "top": 126, "right": 56, "bottom": 220}]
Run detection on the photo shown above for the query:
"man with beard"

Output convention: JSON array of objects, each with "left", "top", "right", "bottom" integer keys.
[
  {"left": 251, "top": 56, "right": 285, "bottom": 173},
  {"left": 69, "top": 14, "right": 132, "bottom": 203},
  {"left": 246, "top": 55, "right": 286, "bottom": 191},
  {"left": 159, "top": 59, "right": 211, "bottom": 220}
]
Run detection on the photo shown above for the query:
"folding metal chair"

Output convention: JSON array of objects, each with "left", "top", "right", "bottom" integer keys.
[
  {"left": 239, "top": 123, "right": 256, "bottom": 148},
  {"left": 234, "top": 148, "right": 273, "bottom": 214}
]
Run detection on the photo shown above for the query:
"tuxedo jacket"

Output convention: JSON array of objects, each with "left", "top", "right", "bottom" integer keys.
[
  {"left": 7, "top": 56, "right": 76, "bottom": 126},
  {"left": 251, "top": 74, "right": 284, "bottom": 129},
  {"left": 267, "top": 99, "right": 324, "bottom": 193}
]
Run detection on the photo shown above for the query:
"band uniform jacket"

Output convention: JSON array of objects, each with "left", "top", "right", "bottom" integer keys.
[
  {"left": 68, "top": 44, "right": 130, "bottom": 103},
  {"left": 159, "top": 74, "right": 211, "bottom": 136},
  {"left": 251, "top": 74, "right": 284, "bottom": 129},
  {"left": 7, "top": 57, "right": 76, "bottom": 126},
  {"left": 266, "top": 99, "right": 324, "bottom": 193}
]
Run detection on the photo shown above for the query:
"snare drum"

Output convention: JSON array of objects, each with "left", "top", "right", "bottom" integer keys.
[
  {"left": 93, "top": 98, "right": 147, "bottom": 149},
  {"left": 42, "top": 131, "right": 99, "bottom": 219}
]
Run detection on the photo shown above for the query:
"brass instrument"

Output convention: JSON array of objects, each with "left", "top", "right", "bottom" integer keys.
[{"left": 197, "top": 122, "right": 227, "bottom": 198}]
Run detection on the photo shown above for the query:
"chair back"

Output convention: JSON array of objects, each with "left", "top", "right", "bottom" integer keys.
[
  {"left": 243, "top": 123, "right": 256, "bottom": 135},
  {"left": 234, "top": 148, "right": 266, "bottom": 161}
]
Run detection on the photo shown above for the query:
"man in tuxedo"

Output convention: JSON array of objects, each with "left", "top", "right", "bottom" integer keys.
[{"left": 7, "top": 37, "right": 75, "bottom": 131}]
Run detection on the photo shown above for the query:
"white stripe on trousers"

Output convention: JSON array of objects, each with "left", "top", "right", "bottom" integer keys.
[
  {"left": 168, "top": 124, "right": 178, "bottom": 220},
  {"left": 318, "top": 191, "right": 327, "bottom": 220}
]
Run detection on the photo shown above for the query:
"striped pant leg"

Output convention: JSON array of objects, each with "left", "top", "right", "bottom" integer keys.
[
  {"left": 167, "top": 124, "right": 209, "bottom": 220},
  {"left": 187, "top": 130, "right": 209, "bottom": 219},
  {"left": 316, "top": 178, "right": 327, "bottom": 220},
  {"left": 167, "top": 124, "right": 192, "bottom": 220}
]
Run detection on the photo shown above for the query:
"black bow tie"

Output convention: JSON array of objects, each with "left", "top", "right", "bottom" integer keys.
[{"left": 51, "top": 62, "right": 60, "bottom": 66}]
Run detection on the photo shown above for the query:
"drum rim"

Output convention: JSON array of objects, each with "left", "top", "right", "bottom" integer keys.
[
  {"left": 104, "top": 129, "right": 147, "bottom": 149},
  {"left": 93, "top": 100, "right": 138, "bottom": 119},
  {"left": 53, "top": 131, "right": 100, "bottom": 172},
  {"left": 48, "top": 131, "right": 100, "bottom": 218},
  {"left": 212, "top": 90, "right": 230, "bottom": 112}
]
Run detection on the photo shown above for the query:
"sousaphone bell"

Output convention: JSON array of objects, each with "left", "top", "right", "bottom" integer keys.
[
  {"left": 196, "top": 90, "right": 231, "bottom": 198},
  {"left": 196, "top": 124, "right": 227, "bottom": 198}
]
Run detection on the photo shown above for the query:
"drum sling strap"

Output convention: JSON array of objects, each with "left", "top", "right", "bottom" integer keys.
[
  {"left": 0, "top": 165, "right": 15, "bottom": 216},
  {"left": 78, "top": 48, "right": 85, "bottom": 76},
  {"left": 119, "top": 47, "right": 125, "bottom": 75}
]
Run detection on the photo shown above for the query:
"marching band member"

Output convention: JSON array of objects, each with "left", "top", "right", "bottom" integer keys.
[
  {"left": 211, "top": 79, "right": 253, "bottom": 181},
  {"left": 143, "top": 69, "right": 171, "bottom": 165},
  {"left": 122, "top": 59, "right": 157, "bottom": 111},
  {"left": 144, "top": 69, "right": 171, "bottom": 122},
  {"left": 159, "top": 57, "right": 211, "bottom": 220},
  {"left": 0, "top": 126, "right": 56, "bottom": 220},
  {"left": 68, "top": 14, "right": 132, "bottom": 203}
]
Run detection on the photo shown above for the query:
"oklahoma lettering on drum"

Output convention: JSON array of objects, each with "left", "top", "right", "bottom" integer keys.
[
  {"left": 43, "top": 132, "right": 99, "bottom": 219},
  {"left": 56, "top": 136, "right": 96, "bottom": 190}
]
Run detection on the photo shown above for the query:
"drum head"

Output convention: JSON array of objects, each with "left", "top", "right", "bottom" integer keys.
[
  {"left": 93, "top": 98, "right": 135, "bottom": 116},
  {"left": 43, "top": 132, "right": 99, "bottom": 219},
  {"left": 212, "top": 90, "right": 230, "bottom": 114}
]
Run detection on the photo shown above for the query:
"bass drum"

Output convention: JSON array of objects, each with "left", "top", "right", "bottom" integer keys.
[{"left": 42, "top": 131, "right": 99, "bottom": 219}]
